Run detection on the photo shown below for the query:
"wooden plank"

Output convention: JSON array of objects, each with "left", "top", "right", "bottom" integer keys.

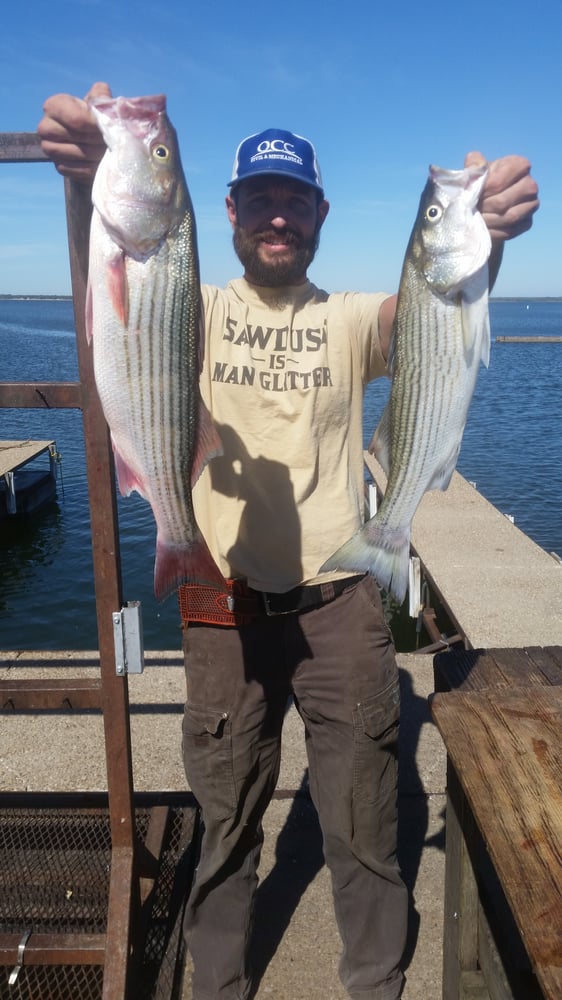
[
  {"left": 525, "top": 646, "right": 562, "bottom": 685},
  {"left": 432, "top": 687, "right": 562, "bottom": 999},
  {"left": 486, "top": 648, "right": 556, "bottom": 688},
  {"left": 434, "top": 646, "right": 562, "bottom": 693},
  {"left": 442, "top": 761, "right": 481, "bottom": 999},
  {"left": 477, "top": 903, "right": 542, "bottom": 1000}
]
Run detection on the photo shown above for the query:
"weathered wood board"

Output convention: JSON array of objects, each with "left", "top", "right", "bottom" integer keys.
[{"left": 432, "top": 685, "right": 562, "bottom": 999}]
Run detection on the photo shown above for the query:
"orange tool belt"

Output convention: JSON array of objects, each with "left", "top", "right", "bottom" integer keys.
[
  {"left": 178, "top": 574, "right": 365, "bottom": 627},
  {"left": 178, "top": 579, "right": 260, "bottom": 627}
]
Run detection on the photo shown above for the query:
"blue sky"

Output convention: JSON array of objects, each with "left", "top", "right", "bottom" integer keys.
[{"left": 1, "top": 0, "right": 560, "bottom": 297}]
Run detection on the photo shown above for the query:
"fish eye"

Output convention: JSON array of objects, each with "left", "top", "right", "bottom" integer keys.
[
  {"left": 152, "top": 144, "right": 170, "bottom": 162},
  {"left": 425, "top": 204, "right": 442, "bottom": 223}
]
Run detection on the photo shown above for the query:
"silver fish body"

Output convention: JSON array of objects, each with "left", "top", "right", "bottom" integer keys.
[
  {"left": 87, "top": 94, "right": 223, "bottom": 600},
  {"left": 321, "top": 164, "right": 491, "bottom": 603}
]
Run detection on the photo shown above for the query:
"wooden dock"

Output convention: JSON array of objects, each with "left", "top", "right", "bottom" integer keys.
[
  {"left": 0, "top": 439, "right": 58, "bottom": 516},
  {"left": 364, "top": 453, "right": 562, "bottom": 649}
]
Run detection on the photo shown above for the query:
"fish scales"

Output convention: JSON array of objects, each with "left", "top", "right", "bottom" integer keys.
[
  {"left": 386, "top": 296, "right": 470, "bottom": 517},
  {"left": 321, "top": 164, "right": 491, "bottom": 603},
  {"left": 87, "top": 94, "right": 223, "bottom": 599},
  {"left": 123, "top": 243, "right": 195, "bottom": 525}
]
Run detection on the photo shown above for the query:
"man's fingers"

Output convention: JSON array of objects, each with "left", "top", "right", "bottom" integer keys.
[{"left": 83, "top": 81, "right": 113, "bottom": 107}]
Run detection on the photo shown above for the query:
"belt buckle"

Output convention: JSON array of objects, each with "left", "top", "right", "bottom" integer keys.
[
  {"left": 261, "top": 591, "right": 294, "bottom": 616},
  {"left": 261, "top": 592, "right": 277, "bottom": 616}
]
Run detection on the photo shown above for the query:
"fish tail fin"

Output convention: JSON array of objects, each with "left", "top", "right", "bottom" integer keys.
[
  {"left": 320, "top": 520, "right": 411, "bottom": 605},
  {"left": 154, "top": 532, "right": 225, "bottom": 601}
]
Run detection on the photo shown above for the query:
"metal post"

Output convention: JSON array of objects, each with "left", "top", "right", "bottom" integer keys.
[{"left": 63, "top": 177, "right": 137, "bottom": 1000}]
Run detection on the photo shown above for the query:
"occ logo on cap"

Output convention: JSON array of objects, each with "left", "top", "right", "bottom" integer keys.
[{"left": 228, "top": 128, "right": 324, "bottom": 195}]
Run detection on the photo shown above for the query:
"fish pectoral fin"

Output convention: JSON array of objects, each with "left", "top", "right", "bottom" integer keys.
[
  {"left": 107, "top": 252, "right": 130, "bottom": 328},
  {"left": 112, "top": 442, "right": 145, "bottom": 498},
  {"left": 368, "top": 403, "right": 391, "bottom": 474},
  {"left": 190, "top": 401, "right": 223, "bottom": 487},
  {"left": 426, "top": 443, "right": 461, "bottom": 492},
  {"left": 386, "top": 320, "right": 397, "bottom": 377},
  {"left": 461, "top": 266, "right": 491, "bottom": 368}
]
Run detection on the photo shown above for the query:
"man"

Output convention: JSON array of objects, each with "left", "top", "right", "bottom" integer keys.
[{"left": 39, "top": 84, "right": 539, "bottom": 1000}]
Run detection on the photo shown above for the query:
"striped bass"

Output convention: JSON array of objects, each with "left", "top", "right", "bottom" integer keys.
[
  {"left": 86, "top": 94, "right": 223, "bottom": 600},
  {"left": 321, "top": 164, "right": 491, "bottom": 603}
]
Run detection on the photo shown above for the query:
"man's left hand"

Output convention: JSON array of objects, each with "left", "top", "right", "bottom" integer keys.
[{"left": 465, "top": 151, "right": 539, "bottom": 241}]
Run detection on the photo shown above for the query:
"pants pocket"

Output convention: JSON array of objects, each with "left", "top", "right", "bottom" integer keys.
[
  {"left": 183, "top": 704, "right": 237, "bottom": 819},
  {"left": 352, "top": 677, "right": 400, "bottom": 805}
]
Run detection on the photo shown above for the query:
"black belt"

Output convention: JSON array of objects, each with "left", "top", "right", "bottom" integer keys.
[
  {"left": 252, "top": 574, "right": 366, "bottom": 616},
  {"left": 178, "top": 574, "right": 366, "bottom": 627}
]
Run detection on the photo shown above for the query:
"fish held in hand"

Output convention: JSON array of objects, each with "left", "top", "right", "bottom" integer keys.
[
  {"left": 321, "top": 164, "right": 491, "bottom": 604},
  {"left": 87, "top": 94, "right": 223, "bottom": 600}
]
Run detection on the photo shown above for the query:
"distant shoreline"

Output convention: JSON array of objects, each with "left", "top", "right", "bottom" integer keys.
[
  {"left": 490, "top": 296, "right": 562, "bottom": 303},
  {"left": 1, "top": 294, "right": 561, "bottom": 303},
  {"left": 0, "top": 294, "right": 72, "bottom": 301}
]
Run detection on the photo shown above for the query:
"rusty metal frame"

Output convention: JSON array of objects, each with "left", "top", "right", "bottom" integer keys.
[{"left": 0, "top": 134, "right": 137, "bottom": 997}]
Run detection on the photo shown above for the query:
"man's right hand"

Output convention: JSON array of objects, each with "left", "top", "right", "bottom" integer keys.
[{"left": 37, "top": 81, "right": 111, "bottom": 184}]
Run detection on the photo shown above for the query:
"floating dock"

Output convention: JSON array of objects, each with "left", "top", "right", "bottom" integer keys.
[
  {"left": 496, "top": 335, "right": 562, "bottom": 342},
  {"left": 0, "top": 439, "right": 58, "bottom": 517}
]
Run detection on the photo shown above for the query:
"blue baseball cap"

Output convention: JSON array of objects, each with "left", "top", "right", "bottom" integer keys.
[{"left": 228, "top": 128, "right": 324, "bottom": 195}]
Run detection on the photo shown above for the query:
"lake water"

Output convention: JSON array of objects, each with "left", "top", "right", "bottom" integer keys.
[{"left": 1, "top": 297, "right": 561, "bottom": 651}]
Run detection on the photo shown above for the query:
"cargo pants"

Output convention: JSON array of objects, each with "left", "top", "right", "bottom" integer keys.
[{"left": 181, "top": 574, "right": 407, "bottom": 1000}]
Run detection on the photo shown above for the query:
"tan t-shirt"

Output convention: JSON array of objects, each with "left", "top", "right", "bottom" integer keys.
[{"left": 192, "top": 277, "right": 389, "bottom": 592}]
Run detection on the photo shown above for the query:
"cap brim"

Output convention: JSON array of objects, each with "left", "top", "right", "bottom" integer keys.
[{"left": 228, "top": 167, "right": 324, "bottom": 194}]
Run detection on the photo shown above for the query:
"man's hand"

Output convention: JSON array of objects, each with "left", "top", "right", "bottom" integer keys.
[
  {"left": 464, "top": 151, "right": 539, "bottom": 289},
  {"left": 37, "top": 82, "right": 111, "bottom": 184},
  {"left": 465, "top": 151, "right": 539, "bottom": 242}
]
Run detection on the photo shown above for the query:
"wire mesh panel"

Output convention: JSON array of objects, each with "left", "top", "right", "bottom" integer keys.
[
  {"left": 1, "top": 963, "right": 105, "bottom": 1000},
  {"left": 0, "top": 808, "right": 112, "bottom": 935},
  {"left": 0, "top": 798, "right": 200, "bottom": 1000}
]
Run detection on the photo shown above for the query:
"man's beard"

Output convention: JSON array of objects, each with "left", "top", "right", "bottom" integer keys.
[{"left": 232, "top": 224, "right": 321, "bottom": 287}]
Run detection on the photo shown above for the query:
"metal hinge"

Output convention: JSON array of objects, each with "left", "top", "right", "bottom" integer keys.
[{"left": 112, "top": 601, "right": 145, "bottom": 675}]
